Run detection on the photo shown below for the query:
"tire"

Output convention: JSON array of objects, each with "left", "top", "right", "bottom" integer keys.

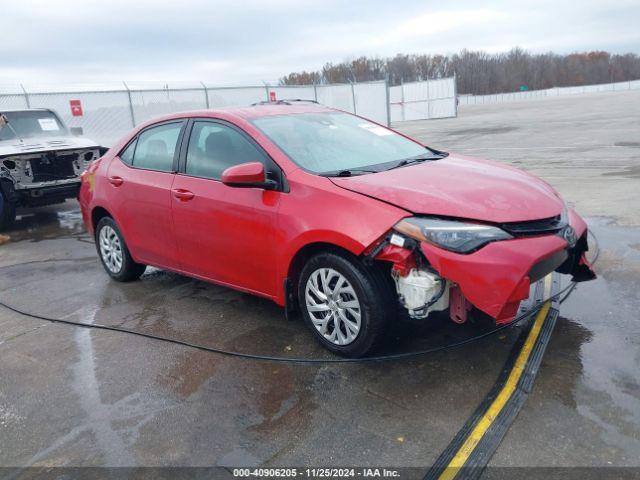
[
  {"left": 0, "top": 191, "right": 16, "bottom": 232},
  {"left": 95, "top": 217, "right": 146, "bottom": 282},
  {"left": 297, "top": 252, "right": 394, "bottom": 357}
]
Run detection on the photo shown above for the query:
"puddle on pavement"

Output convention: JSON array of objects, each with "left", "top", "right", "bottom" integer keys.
[
  {"left": 548, "top": 217, "right": 640, "bottom": 460},
  {"left": 4, "top": 203, "right": 87, "bottom": 243}
]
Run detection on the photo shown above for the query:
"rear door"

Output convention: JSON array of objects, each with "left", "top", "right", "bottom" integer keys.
[
  {"left": 170, "top": 119, "right": 282, "bottom": 297},
  {"left": 106, "top": 120, "right": 186, "bottom": 268}
]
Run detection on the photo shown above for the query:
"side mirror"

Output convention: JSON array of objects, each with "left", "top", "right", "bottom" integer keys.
[
  {"left": 70, "top": 127, "right": 84, "bottom": 136},
  {"left": 221, "top": 162, "right": 277, "bottom": 190}
]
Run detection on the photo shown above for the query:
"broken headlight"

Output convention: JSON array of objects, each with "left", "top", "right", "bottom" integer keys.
[{"left": 394, "top": 217, "right": 513, "bottom": 253}]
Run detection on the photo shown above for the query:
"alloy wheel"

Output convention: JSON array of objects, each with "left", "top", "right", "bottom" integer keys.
[
  {"left": 305, "top": 268, "right": 362, "bottom": 345},
  {"left": 99, "top": 225, "right": 123, "bottom": 273}
]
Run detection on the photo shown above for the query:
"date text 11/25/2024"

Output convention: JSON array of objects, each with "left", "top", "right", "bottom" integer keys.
[{"left": 233, "top": 468, "right": 401, "bottom": 478}]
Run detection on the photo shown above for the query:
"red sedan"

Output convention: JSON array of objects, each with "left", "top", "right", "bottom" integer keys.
[{"left": 79, "top": 102, "right": 595, "bottom": 357}]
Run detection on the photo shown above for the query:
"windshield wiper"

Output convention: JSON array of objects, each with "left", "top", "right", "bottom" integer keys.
[
  {"left": 386, "top": 152, "right": 446, "bottom": 171},
  {"left": 321, "top": 150, "right": 448, "bottom": 176},
  {"left": 322, "top": 168, "right": 378, "bottom": 177}
]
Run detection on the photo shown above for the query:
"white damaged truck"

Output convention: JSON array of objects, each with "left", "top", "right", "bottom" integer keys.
[{"left": 0, "top": 109, "right": 105, "bottom": 230}]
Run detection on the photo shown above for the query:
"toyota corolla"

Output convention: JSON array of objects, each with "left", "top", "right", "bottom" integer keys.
[{"left": 79, "top": 101, "right": 595, "bottom": 357}]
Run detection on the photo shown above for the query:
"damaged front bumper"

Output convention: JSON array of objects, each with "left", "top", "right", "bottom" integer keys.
[
  {"left": 377, "top": 208, "right": 596, "bottom": 324},
  {"left": 421, "top": 208, "right": 595, "bottom": 323}
]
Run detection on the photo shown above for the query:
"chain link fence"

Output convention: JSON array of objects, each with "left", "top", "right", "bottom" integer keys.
[
  {"left": 389, "top": 77, "right": 457, "bottom": 122},
  {"left": 0, "top": 81, "right": 390, "bottom": 147}
]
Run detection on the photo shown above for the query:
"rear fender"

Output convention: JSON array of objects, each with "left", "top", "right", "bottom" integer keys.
[{"left": 79, "top": 157, "right": 108, "bottom": 236}]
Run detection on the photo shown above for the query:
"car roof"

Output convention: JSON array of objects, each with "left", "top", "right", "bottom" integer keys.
[
  {"left": 226, "top": 102, "right": 335, "bottom": 119},
  {"left": 138, "top": 102, "right": 337, "bottom": 127}
]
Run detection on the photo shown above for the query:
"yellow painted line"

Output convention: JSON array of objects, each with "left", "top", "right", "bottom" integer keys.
[{"left": 439, "top": 275, "right": 553, "bottom": 480}]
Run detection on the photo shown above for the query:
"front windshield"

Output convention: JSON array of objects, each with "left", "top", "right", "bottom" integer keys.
[
  {"left": 251, "top": 112, "right": 432, "bottom": 174},
  {"left": 0, "top": 110, "right": 67, "bottom": 141}
]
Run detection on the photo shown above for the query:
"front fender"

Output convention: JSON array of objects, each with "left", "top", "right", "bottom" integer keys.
[
  {"left": 274, "top": 172, "right": 409, "bottom": 304},
  {"left": 275, "top": 228, "right": 389, "bottom": 306},
  {"left": 284, "top": 229, "right": 368, "bottom": 260}
]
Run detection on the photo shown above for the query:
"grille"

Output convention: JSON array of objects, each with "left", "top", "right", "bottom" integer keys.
[
  {"left": 30, "top": 152, "right": 77, "bottom": 182},
  {"left": 501, "top": 215, "right": 565, "bottom": 236}
]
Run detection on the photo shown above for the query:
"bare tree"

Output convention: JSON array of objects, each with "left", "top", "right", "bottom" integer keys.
[{"left": 279, "top": 48, "right": 640, "bottom": 94}]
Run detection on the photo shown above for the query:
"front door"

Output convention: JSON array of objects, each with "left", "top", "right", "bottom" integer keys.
[{"left": 170, "top": 120, "right": 281, "bottom": 298}]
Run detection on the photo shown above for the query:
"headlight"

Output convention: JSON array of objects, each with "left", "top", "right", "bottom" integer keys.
[{"left": 394, "top": 217, "right": 513, "bottom": 253}]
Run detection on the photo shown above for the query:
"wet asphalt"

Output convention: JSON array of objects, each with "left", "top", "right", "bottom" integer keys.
[
  {"left": 1, "top": 91, "right": 640, "bottom": 470},
  {"left": 0, "top": 204, "right": 523, "bottom": 468},
  {"left": 1, "top": 204, "right": 638, "bottom": 470}
]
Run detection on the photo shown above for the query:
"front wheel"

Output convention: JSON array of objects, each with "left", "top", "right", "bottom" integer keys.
[
  {"left": 298, "top": 252, "right": 393, "bottom": 357},
  {"left": 95, "top": 217, "right": 146, "bottom": 282}
]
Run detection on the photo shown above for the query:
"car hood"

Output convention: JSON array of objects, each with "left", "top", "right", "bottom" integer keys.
[
  {"left": 329, "top": 154, "right": 564, "bottom": 223},
  {"left": 0, "top": 136, "right": 100, "bottom": 157}
]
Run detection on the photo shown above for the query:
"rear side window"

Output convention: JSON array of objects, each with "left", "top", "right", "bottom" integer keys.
[
  {"left": 185, "top": 121, "right": 267, "bottom": 180},
  {"left": 130, "top": 122, "right": 182, "bottom": 172}
]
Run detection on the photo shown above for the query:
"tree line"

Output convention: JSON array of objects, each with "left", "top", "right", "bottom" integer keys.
[{"left": 279, "top": 48, "right": 640, "bottom": 95}]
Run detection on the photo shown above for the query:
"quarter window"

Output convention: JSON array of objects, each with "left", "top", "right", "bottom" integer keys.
[
  {"left": 131, "top": 122, "right": 182, "bottom": 172},
  {"left": 119, "top": 138, "right": 137, "bottom": 165},
  {"left": 185, "top": 121, "right": 266, "bottom": 180}
]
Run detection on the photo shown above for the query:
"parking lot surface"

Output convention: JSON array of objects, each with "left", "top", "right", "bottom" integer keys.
[{"left": 1, "top": 90, "right": 639, "bottom": 471}]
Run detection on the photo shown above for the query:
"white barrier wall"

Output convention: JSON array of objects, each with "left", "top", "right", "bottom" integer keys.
[
  {"left": 390, "top": 77, "right": 457, "bottom": 122},
  {"left": 0, "top": 81, "right": 389, "bottom": 147},
  {"left": 458, "top": 79, "right": 640, "bottom": 106}
]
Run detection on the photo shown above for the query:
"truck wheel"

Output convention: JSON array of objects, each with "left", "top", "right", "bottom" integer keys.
[
  {"left": 297, "top": 252, "right": 393, "bottom": 357},
  {"left": 0, "top": 192, "right": 16, "bottom": 232},
  {"left": 95, "top": 217, "right": 146, "bottom": 282}
]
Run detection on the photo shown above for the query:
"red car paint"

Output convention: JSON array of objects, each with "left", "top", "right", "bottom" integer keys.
[
  {"left": 330, "top": 154, "right": 564, "bottom": 223},
  {"left": 79, "top": 104, "right": 594, "bottom": 325},
  {"left": 221, "top": 161, "right": 267, "bottom": 185},
  {"left": 375, "top": 244, "right": 417, "bottom": 277},
  {"left": 420, "top": 234, "right": 566, "bottom": 322}
]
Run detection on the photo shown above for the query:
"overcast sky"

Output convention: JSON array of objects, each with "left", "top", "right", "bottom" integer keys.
[{"left": 2, "top": 0, "right": 639, "bottom": 87}]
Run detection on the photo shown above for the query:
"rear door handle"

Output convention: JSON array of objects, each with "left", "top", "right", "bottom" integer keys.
[
  {"left": 108, "top": 176, "right": 124, "bottom": 186},
  {"left": 172, "top": 189, "right": 195, "bottom": 201}
]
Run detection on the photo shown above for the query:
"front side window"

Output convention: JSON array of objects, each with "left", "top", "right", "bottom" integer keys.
[
  {"left": 185, "top": 121, "right": 266, "bottom": 180},
  {"left": 131, "top": 122, "right": 182, "bottom": 172},
  {"left": 251, "top": 112, "right": 434, "bottom": 174}
]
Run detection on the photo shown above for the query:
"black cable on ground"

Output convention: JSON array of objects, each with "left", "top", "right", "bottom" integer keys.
[{"left": 0, "top": 232, "right": 599, "bottom": 364}]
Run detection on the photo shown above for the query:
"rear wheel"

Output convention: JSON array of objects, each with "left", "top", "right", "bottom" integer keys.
[
  {"left": 95, "top": 217, "right": 146, "bottom": 281},
  {"left": 298, "top": 252, "right": 393, "bottom": 357}
]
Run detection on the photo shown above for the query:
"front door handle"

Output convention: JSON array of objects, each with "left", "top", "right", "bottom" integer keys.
[
  {"left": 172, "top": 189, "right": 195, "bottom": 201},
  {"left": 108, "top": 176, "right": 124, "bottom": 187}
]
